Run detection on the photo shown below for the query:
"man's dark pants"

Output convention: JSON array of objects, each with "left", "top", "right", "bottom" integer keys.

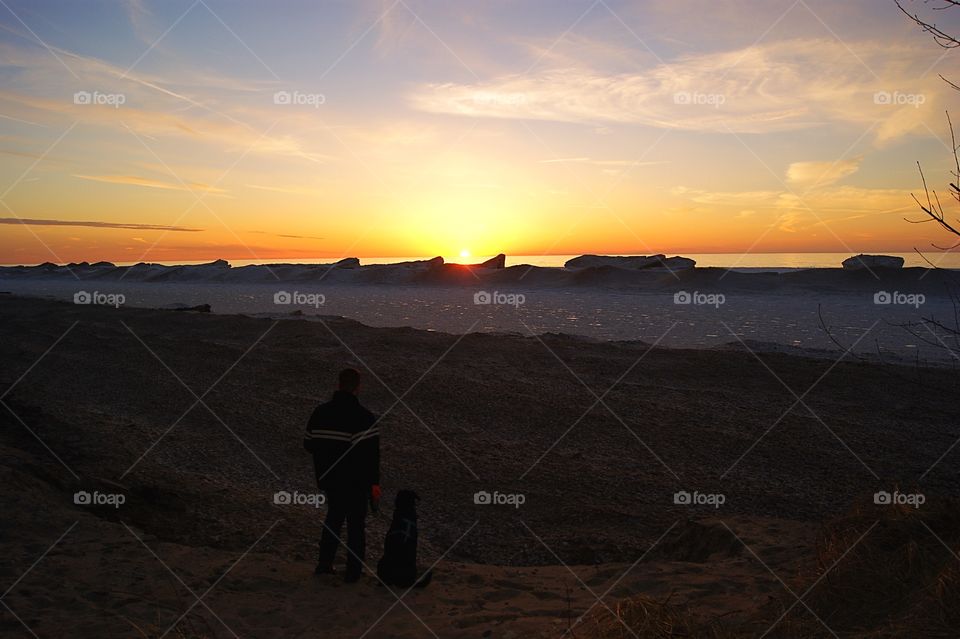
[{"left": 318, "top": 486, "right": 368, "bottom": 577}]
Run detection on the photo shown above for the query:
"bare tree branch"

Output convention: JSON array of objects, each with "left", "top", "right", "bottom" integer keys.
[{"left": 896, "top": 0, "right": 960, "bottom": 49}]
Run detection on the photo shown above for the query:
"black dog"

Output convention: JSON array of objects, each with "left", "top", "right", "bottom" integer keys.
[{"left": 377, "top": 490, "right": 432, "bottom": 588}]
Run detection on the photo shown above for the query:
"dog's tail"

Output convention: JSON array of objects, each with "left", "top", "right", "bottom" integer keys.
[{"left": 414, "top": 569, "right": 432, "bottom": 588}]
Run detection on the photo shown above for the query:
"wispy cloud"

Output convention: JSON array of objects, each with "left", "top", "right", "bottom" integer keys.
[
  {"left": 786, "top": 157, "right": 862, "bottom": 188},
  {"left": 538, "top": 157, "right": 670, "bottom": 167},
  {"left": 410, "top": 38, "right": 942, "bottom": 143},
  {"left": 245, "top": 183, "right": 317, "bottom": 195},
  {"left": 0, "top": 218, "right": 203, "bottom": 231},
  {"left": 72, "top": 173, "right": 228, "bottom": 193},
  {"left": 674, "top": 184, "right": 916, "bottom": 234},
  {"left": 0, "top": 36, "right": 333, "bottom": 163},
  {"left": 249, "top": 230, "right": 325, "bottom": 240},
  {"left": 0, "top": 112, "right": 48, "bottom": 127}
]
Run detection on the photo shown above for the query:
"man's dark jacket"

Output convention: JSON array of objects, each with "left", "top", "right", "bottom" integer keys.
[{"left": 303, "top": 390, "right": 380, "bottom": 491}]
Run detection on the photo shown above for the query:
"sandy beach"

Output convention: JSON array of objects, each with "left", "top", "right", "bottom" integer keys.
[{"left": 2, "top": 295, "right": 958, "bottom": 637}]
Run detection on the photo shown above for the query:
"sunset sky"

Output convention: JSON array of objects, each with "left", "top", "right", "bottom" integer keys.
[{"left": 0, "top": 0, "right": 958, "bottom": 264}]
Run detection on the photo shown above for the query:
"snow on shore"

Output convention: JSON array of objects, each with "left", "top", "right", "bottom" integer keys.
[{"left": 1, "top": 254, "right": 956, "bottom": 364}]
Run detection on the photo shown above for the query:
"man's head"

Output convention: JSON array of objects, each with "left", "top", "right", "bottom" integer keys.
[{"left": 338, "top": 368, "right": 361, "bottom": 394}]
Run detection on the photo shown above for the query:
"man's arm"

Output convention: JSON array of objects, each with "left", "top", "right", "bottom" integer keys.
[
  {"left": 303, "top": 407, "right": 321, "bottom": 453},
  {"left": 359, "top": 411, "right": 381, "bottom": 511}
]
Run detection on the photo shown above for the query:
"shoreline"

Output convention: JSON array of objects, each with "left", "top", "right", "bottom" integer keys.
[
  {"left": 1, "top": 289, "right": 954, "bottom": 370},
  {"left": 2, "top": 278, "right": 957, "bottom": 368}
]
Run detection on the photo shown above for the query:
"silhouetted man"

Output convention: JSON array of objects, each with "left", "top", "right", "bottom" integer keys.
[{"left": 304, "top": 368, "right": 381, "bottom": 582}]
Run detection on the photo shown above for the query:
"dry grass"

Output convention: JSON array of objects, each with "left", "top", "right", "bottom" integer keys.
[
  {"left": 799, "top": 494, "right": 960, "bottom": 637},
  {"left": 572, "top": 593, "right": 737, "bottom": 638},
  {"left": 582, "top": 496, "right": 960, "bottom": 638}
]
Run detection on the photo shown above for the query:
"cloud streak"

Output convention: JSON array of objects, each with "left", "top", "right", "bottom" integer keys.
[
  {"left": 410, "top": 38, "right": 943, "bottom": 143},
  {"left": 72, "top": 173, "right": 228, "bottom": 194},
  {"left": 674, "top": 184, "right": 917, "bottom": 233},
  {"left": 0, "top": 37, "right": 334, "bottom": 164},
  {"left": 538, "top": 157, "right": 670, "bottom": 167},
  {"left": 786, "top": 157, "right": 862, "bottom": 188},
  {"left": 249, "top": 230, "right": 325, "bottom": 240},
  {"left": 0, "top": 218, "right": 204, "bottom": 231}
]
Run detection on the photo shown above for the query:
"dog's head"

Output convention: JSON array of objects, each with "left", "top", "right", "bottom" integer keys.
[{"left": 394, "top": 489, "right": 419, "bottom": 515}]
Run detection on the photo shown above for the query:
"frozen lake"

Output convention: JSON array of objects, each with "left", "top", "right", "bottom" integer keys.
[{"left": 2, "top": 278, "right": 956, "bottom": 366}]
